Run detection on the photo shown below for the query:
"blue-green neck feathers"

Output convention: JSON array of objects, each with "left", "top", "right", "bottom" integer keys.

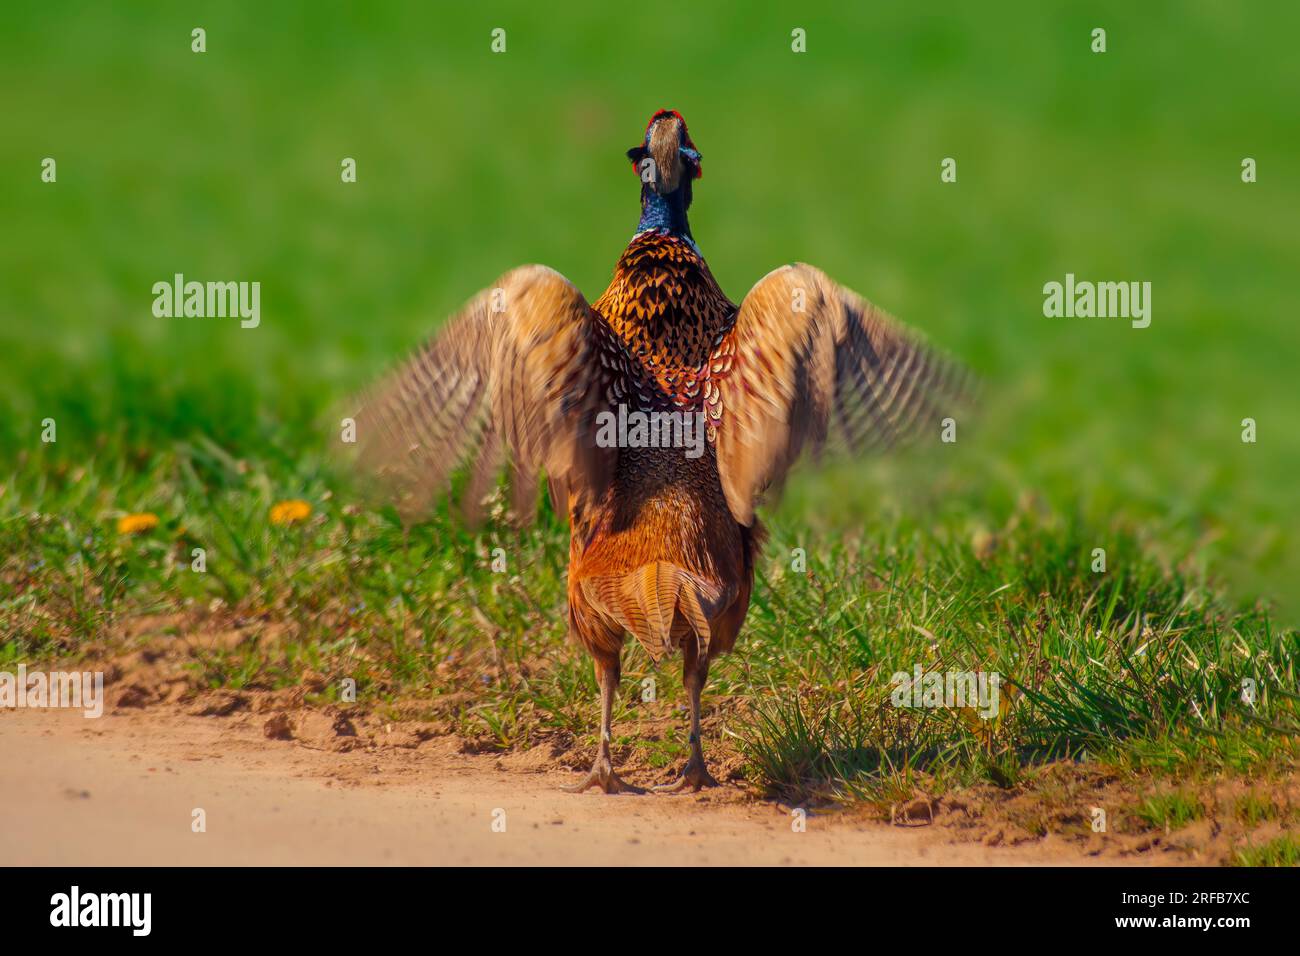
[{"left": 636, "top": 182, "right": 693, "bottom": 241}]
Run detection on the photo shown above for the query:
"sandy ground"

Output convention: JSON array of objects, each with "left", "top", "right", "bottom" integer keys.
[{"left": 0, "top": 705, "right": 1152, "bottom": 866}]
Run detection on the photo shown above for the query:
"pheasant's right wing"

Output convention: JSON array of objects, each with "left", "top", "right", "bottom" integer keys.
[{"left": 344, "top": 265, "right": 616, "bottom": 522}]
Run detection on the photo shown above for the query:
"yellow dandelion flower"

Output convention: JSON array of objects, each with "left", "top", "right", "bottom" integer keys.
[
  {"left": 270, "top": 499, "right": 312, "bottom": 526},
  {"left": 116, "top": 512, "right": 159, "bottom": 535}
]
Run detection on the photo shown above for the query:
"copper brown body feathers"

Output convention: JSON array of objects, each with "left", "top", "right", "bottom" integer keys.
[
  {"left": 347, "top": 110, "right": 973, "bottom": 793},
  {"left": 574, "top": 232, "right": 759, "bottom": 666}
]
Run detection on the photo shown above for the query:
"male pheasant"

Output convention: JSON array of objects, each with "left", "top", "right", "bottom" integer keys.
[{"left": 351, "top": 109, "right": 971, "bottom": 793}]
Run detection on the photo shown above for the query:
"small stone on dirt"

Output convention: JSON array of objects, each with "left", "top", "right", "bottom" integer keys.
[
  {"left": 893, "top": 798, "right": 934, "bottom": 826},
  {"left": 263, "top": 713, "right": 294, "bottom": 740},
  {"left": 114, "top": 684, "right": 153, "bottom": 709},
  {"left": 292, "top": 711, "right": 359, "bottom": 751}
]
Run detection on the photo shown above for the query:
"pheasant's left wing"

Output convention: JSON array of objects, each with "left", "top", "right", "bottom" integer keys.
[{"left": 709, "top": 264, "right": 975, "bottom": 526}]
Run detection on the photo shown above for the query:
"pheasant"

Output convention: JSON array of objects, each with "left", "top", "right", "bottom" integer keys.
[{"left": 350, "top": 109, "right": 971, "bottom": 793}]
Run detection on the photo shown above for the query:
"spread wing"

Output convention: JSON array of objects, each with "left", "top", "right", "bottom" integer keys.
[
  {"left": 710, "top": 264, "right": 976, "bottom": 525},
  {"left": 344, "top": 265, "right": 615, "bottom": 522}
]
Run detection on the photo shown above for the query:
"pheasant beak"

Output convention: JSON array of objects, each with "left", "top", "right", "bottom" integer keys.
[{"left": 626, "top": 109, "right": 702, "bottom": 192}]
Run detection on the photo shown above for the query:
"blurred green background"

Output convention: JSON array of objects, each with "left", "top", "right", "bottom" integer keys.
[{"left": 2, "top": 1, "right": 1297, "bottom": 616}]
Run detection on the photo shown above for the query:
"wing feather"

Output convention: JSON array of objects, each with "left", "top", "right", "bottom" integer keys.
[
  {"left": 345, "top": 265, "right": 614, "bottom": 522},
  {"left": 713, "top": 264, "right": 975, "bottom": 525}
]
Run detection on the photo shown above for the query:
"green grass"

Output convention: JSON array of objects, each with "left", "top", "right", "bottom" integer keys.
[
  {"left": 1233, "top": 791, "right": 1283, "bottom": 828},
  {"left": 2, "top": 2, "right": 1298, "bottom": 844},
  {"left": 1233, "top": 834, "right": 1300, "bottom": 867},
  {"left": 1133, "top": 790, "right": 1205, "bottom": 831}
]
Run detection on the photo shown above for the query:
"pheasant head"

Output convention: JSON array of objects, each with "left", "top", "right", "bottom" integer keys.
[{"left": 627, "top": 109, "right": 702, "bottom": 239}]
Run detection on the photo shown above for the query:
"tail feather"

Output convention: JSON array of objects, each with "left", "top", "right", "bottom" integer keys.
[{"left": 580, "top": 562, "right": 730, "bottom": 660}]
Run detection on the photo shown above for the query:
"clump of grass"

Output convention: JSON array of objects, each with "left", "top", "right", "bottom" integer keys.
[
  {"left": 1132, "top": 790, "right": 1205, "bottom": 831},
  {"left": 738, "top": 690, "right": 914, "bottom": 806},
  {"left": 1234, "top": 791, "right": 1283, "bottom": 827},
  {"left": 1233, "top": 834, "right": 1300, "bottom": 867}
]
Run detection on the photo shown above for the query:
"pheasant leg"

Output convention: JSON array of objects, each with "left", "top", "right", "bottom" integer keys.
[
  {"left": 565, "top": 653, "right": 644, "bottom": 794},
  {"left": 656, "top": 641, "right": 720, "bottom": 792}
]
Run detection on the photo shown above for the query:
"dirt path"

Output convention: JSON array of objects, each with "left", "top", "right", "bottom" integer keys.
[{"left": 0, "top": 705, "right": 1149, "bottom": 866}]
